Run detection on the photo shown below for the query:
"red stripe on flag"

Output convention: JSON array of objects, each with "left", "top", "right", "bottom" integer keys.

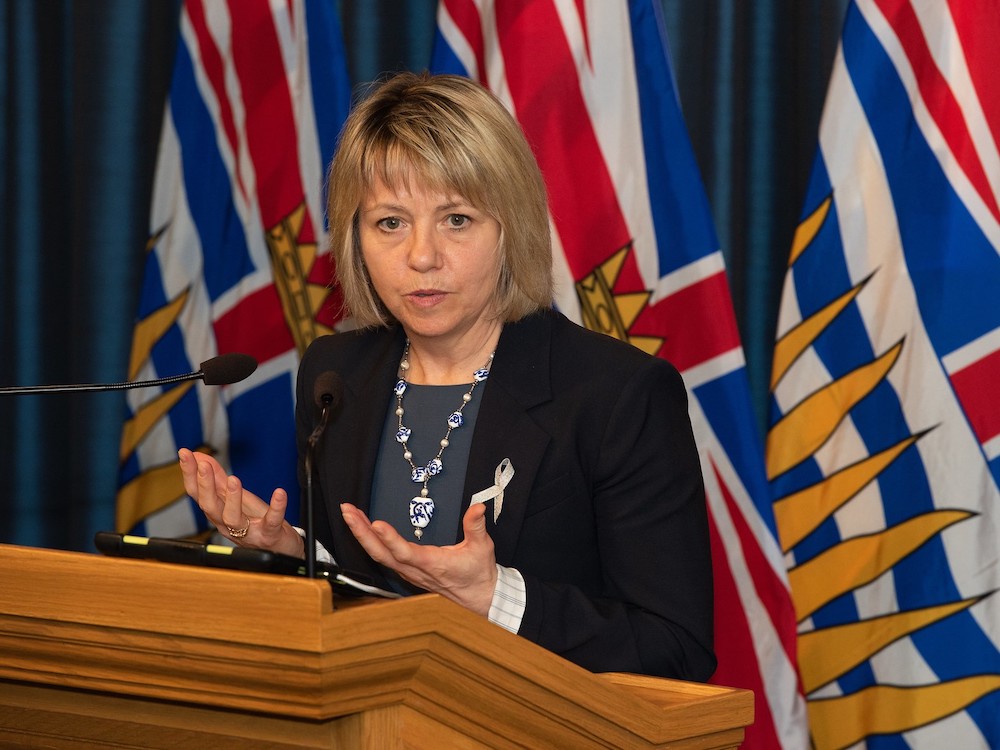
[
  {"left": 634, "top": 272, "right": 743, "bottom": 372},
  {"left": 874, "top": 0, "right": 1000, "bottom": 222},
  {"left": 442, "top": 0, "right": 488, "bottom": 86},
  {"left": 713, "top": 459, "right": 801, "bottom": 671},
  {"left": 949, "top": 347, "right": 1000, "bottom": 445},
  {"left": 707, "top": 500, "right": 782, "bottom": 749},
  {"left": 213, "top": 286, "right": 295, "bottom": 366},
  {"left": 710, "top": 455, "right": 805, "bottom": 747},
  {"left": 494, "top": 1, "right": 631, "bottom": 278},
  {"left": 948, "top": 0, "right": 1000, "bottom": 171},
  {"left": 227, "top": 0, "right": 308, "bottom": 230},
  {"left": 186, "top": 0, "right": 247, "bottom": 202}
]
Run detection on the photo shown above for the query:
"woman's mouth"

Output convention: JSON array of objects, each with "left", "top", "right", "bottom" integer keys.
[{"left": 407, "top": 290, "right": 446, "bottom": 304}]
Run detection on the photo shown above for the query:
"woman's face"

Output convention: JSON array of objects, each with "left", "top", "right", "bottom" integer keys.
[{"left": 358, "top": 178, "right": 502, "bottom": 350}]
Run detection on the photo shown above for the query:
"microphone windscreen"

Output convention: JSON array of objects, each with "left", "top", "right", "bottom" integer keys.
[
  {"left": 200, "top": 353, "right": 258, "bottom": 386},
  {"left": 314, "top": 371, "right": 344, "bottom": 409}
]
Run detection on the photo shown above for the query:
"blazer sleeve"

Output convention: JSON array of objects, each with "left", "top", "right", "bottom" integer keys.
[{"left": 514, "top": 358, "right": 716, "bottom": 682}]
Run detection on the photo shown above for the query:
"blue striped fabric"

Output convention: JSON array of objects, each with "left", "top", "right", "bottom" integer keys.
[{"left": 770, "top": 2, "right": 1000, "bottom": 747}]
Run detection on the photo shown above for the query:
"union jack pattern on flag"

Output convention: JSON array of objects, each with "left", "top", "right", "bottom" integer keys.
[
  {"left": 116, "top": 0, "right": 350, "bottom": 537},
  {"left": 433, "top": 2, "right": 809, "bottom": 747},
  {"left": 768, "top": 1, "right": 1000, "bottom": 747}
]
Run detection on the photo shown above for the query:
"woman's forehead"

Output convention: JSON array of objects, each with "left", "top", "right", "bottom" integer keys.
[
  {"left": 365, "top": 153, "right": 449, "bottom": 192},
  {"left": 362, "top": 140, "right": 486, "bottom": 200},
  {"left": 361, "top": 177, "right": 471, "bottom": 209}
]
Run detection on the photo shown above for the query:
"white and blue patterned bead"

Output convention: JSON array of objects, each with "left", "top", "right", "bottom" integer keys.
[
  {"left": 395, "top": 426, "right": 411, "bottom": 444},
  {"left": 426, "top": 458, "right": 443, "bottom": 476},
  {"left": 447, "top": 411, "right": 464, "bottom": 429},
  {"left": 411, "top": 466, "right": 427, "bottom": 483},
  {"left": 409, "top": 497, "right": 435, "bottom": 528},
  {"left": 394, "top": 379, "right": 407, "bottom": 396},
  {"left": 473, "top": 368, "right": 490, "bottom": 382}
]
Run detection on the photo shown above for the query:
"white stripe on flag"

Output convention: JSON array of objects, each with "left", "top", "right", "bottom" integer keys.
[
  {"left": 436, "top": 3, "right": 477, "bottom": 78},
  {"left": 651, "top": 251, "right": 727, "bottom": 304},
  {"left": 680, "top": 348, "right": 745, "bottom": 390},
  {"left": 941, "top": 325, "right": 1000, "bottom": 374},
  {"left": 690, "top": 396, "right": 811, "bottom": 749},
  {"left": 821, "top": 28, "right": 998, "bottom": 543},
  {"left": 857, "top": 0, "right": 1000, "bottom": 256},
  {"left": 178, "top": 7, "right": 274, "bottom": 321}
]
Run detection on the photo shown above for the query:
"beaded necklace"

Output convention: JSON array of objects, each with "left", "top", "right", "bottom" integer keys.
[{"left": 393, "top": 341, "right": 494, "bottom": 539}]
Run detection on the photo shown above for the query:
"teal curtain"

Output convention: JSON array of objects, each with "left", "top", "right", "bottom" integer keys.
[
  {"left": 662, "top": 1, "right": 848, "bottom": 422},
  {"left": 0, "top": 0, "right": 847, "bottom": 551},
  {"left": 0, "top": 0, "right": 179, "bottom": 548}
]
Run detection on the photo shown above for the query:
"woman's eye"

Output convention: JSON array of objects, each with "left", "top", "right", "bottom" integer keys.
[
  {"left": 447, "top": 214, "right": 470, "bottom": 228},
  {"left": 377, "top": 217, "right": 401, "bottom": 231}
]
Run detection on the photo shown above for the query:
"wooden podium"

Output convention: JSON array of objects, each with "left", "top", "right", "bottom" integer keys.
[{"left": 0, "top": 544, "right": 752, "bottom": 748}]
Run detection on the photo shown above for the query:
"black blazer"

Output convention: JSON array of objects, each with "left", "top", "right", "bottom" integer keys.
[{"left": 296, "top": 308, "right": 715, "bottom": 680}]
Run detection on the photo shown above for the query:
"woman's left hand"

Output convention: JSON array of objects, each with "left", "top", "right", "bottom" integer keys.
[{"left": 340, "top": 502, "right": 498, "bottom": 616}]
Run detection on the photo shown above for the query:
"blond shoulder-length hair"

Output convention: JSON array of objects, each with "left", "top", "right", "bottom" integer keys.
[{"left": 327, "top": 71, "right": 554, "bottom": 328}]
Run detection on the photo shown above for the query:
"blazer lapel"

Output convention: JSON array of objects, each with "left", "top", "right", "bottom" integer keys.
[
  {"left": 461, "top": 311, "right": 554, "bottom": 563},
  {"left": 318, "top": 327, "right": 405, "bottom": 586},
  {"left": 328, "top": 327, "right": 406, "bottom": 517}
]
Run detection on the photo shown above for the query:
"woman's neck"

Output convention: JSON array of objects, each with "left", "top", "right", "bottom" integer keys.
[{"left": 404, "top": 324, "right": 502, "bottom": 385}]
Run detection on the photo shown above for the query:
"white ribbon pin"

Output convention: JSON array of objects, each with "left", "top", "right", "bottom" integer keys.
[{"left": 470, "top": 458, "right": 514, "bottom": 523}]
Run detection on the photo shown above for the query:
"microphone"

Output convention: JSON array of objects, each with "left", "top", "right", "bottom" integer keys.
[
  {"left": 0, "top": 353, "right": 258, "bottom": 395},
  {"left": 304, "top": 371, "right": 343, "bottom": 578}
]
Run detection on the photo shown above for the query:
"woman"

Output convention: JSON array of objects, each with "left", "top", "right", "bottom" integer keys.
[{"left": 179, "top": 72, "right": 715, "bottom": 681}]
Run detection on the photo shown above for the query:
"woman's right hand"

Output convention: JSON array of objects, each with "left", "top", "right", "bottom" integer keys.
[{"left": 178, "top": 448, "right": 305, "bottom": 558}]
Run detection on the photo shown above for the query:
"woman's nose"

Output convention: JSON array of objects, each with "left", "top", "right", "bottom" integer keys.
[{"left": 406, "top": 224, "right": 442, "bottom": 271}]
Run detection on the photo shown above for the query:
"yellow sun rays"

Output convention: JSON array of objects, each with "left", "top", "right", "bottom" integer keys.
[
  {"left": 575, "top": 244, "right": 663, "bottom": 356},
  {"left": 265, "top": 202, "right": 334, "bottom": 354},
  {"left": 769, "top": 192, "right": 999, "bottom": 749}
]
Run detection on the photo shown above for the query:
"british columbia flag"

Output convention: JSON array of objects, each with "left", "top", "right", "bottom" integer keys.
[
  {"left": 769, "top": 0, "right": 1000, "bottom": 747},
  {"left": 433, "top": 2, "right": 810, "bottom": 747},
  {"left": 116, "top": 0, "right": 350, "bottom": 537}
]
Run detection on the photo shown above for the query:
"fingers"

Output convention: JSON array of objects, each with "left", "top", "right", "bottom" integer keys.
[
  {"left": 177, "top": 448, "right": 298, "bottom": 553},
  {"left": 221, "top": 475, "right": 246, "bottom": 532},
  {"left": 179, "top": 450, "right": 222, "bottom": 525},
  {"left": 462, "top": 502, "right": 488, "bottom": 539},
  {"left": 339, "top": 502, "right": 371, "bottom": 534},
  {"left": 262, "top": 488, "right": 305, "bottom": 557},
  {"left": 178, "top": 448, "right": 214, "bottom": 512},
  {"left": 178, "top": 448, "right": 197, "bottom": 497},
  {"left": 341, "top": 503, "right": 427, "bottom": 576},
  {"left": 262, "top": 488, "right": 288, "bottom": 533},
  {"left": 341, "top": 503, "right": 395, "bottom": 562}
]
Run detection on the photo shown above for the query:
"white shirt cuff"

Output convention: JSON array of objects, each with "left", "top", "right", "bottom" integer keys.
[
  {"left": 293, "top": 526, "right": 335, "bottom": 564},
  {"left": 488, "top": 564, "right": 526, "bottom": 633}
]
